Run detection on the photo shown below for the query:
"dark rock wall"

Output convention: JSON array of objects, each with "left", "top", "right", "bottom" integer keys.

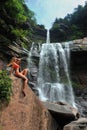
[
  {"left": 70, "top": 50, "right": 87, "bottom": 117},
  {"left": 70, "top": 50, "right": 87, "bottom": 95},
  {"left": 71, "top": 51, "right": 87, "bottom": 70}
]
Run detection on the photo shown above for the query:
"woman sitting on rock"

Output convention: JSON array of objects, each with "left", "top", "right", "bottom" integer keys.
[{"left": 7, "top": 57, "right": 28, "bottom": 96}]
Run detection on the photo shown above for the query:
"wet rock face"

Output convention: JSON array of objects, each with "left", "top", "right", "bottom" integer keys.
[
  {"left": 70, "top": 50, "right": 87, "bottom": 117},
  {"left": 71, "top": 51, "right": 87, "bottom": 71},
  {"left": 75, "top": 97, "right": 87, "bottom": 117},
  {"left": 43, "top": 101, "right": 79, "bottom": 127},
  {"left": 70, "top": 50, "right": 87, "bottom": 95}
]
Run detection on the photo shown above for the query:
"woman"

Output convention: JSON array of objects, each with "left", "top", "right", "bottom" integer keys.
[{"left": 7, "top": 57, "right": 28, "bottom": 96}]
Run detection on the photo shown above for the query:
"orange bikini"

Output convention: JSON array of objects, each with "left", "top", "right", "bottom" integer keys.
[
  {"left": 12, "top": 62, "right": 20, "bottom": 76},
  {"left": 12, "top": 62, "right": 20, "bottom": 69}
]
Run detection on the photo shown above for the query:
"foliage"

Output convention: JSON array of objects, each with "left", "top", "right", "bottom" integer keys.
[
  {"left": 0, "top": 0, "right": 38, "bottom": 47},
  {"left": 0, "top": 0, "right": 48, "bottom": 48},
  {"left": 11, "top": 28, "right": 28, "bottom": 38},
  {"left": 71, "top": 81, "right": 83, "bottom": 91},
  {"left": 51, "top": 2, "right": 87, "bottom": 42},
  {"left": 0, "top": 70, "right": 12, "bottom": 103}
]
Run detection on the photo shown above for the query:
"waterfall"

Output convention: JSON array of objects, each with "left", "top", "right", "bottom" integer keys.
[
  {"left": 46, "top": 29, "right": 50, "bottom": 43},
  {"left": 27, "top": 42, "right": 34, "bottom": 69},
  {"left": 37, "top": 30, "right": 76, "bottom": 107},
  {"left": 28, "top": 42, "right": 41, "bottom": 68}
]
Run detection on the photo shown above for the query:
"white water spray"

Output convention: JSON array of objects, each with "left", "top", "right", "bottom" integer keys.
[
  {"left": 46, "top": 29, "right": 50, "bottom": 43},
  {"left": 37, "top": 30, "right": 76, "bottom": 107},
  {"left": 27, "top": 42, "right": 34, "bottom": 69}
]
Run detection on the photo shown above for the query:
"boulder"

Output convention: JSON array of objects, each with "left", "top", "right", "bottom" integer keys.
[
  {"left": 63, "top": 118, "right": 87, "bottom": 130},
  {"left": 0, "top": 75, "right": 58, "bottom": 130},
  {"left": 73, "top": 37, "right": 87, "bottom": 45},
  {"left": 43, "top": 101, "right": 79, "bottom": 126}
]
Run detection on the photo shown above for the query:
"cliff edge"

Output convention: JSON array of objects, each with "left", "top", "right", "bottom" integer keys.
[{"left": 0, "top": 75, "right": 58, "bottom": 130}]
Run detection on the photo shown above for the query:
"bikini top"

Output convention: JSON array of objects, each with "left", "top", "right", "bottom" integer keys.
[{"left": 12, "top": 62, "right": 20, "bottom": 69}]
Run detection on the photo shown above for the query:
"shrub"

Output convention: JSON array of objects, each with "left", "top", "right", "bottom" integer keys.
[{"left": 0, "top": 70, "right": 12, "bottom": 103}]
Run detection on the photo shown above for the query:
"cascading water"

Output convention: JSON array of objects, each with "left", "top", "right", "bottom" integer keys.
[
  {"left": 27, "top": 42, "right": 34, "bottom": 68},
  {"left": 37, "top": 30, "right": 76, "bottom": 107},
  {"left": 46, "top": 29, "right": 50, "bottom": 43},
  {"left": 28, "top": 42, "right": 41, "bottom": 68}
]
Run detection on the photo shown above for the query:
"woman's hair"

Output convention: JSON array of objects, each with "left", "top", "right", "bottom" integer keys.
[
  {"left": 11, "top": 57, "right": 16, "bottom": 62},
  {"left": 7, "top": 56, "right": 22, "bottom": 67},
  {"left": 7, "top": 57, "right": 17, "bottom": 67}
]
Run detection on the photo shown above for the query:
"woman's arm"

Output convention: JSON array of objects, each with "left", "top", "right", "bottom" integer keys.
[{"left": 7, "top": 62, "right": 12, "bottom": 67}]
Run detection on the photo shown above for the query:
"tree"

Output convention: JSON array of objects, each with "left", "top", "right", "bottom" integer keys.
[
  {"left": 0, "top": 70, "right": 12, "bottom": 103},
  {"left": 51, "top": 3, "right": 87, "bottom": 42},
  {"left": 0, "top": 0, "right": 37, "bottom": 47}
]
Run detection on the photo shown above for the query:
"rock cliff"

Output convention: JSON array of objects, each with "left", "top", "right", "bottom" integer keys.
[
  {"left": 0, "top": 37, "right": 87, "bottom": 122},
  {"left": 70, "top": 38, "right": 87, "bottom": 117},
  {"left": 0, "top": 75, "right": 58, "bottom": 130}
]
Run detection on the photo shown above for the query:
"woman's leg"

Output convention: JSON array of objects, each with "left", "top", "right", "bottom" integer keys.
[
  {"left": 15, "top": 70, "right": 28, "bottom": 96},
  {"left": 21, "top": 68, "right": 28, "bottom": 76},
  {"left": 16, "top": 72, "right": 28, "bottom": 83},
  {"left": 16, "top": 72, "right": 28, "bottom": 96}
]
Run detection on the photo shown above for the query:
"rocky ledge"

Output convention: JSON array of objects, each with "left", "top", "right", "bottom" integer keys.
[
  {"left": 71, "top": 37, "right": 87, "bottom": 51},
  {"left": 0, "top": 74, "right": 83, "bottom": 130},
  {"left": 0, "top": 75, "right": 58, "bottom": 130}
]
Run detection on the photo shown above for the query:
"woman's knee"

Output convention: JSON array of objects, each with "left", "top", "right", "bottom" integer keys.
[
  {"left": 24, "top": 69, "right": 29, "bottom": 75},
  {"left": 25, "top": 68, "right": 28, "bottom": 72}
]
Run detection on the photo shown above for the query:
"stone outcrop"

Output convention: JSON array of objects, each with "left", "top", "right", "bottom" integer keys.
[
  {"left": 71, "top": 37, "right": 87, "bottom": 51},
  {"left": 73, "top": 37, "right": 87, "bottom": 45},
  {"left": 43, "top": 101, "right": 79, "bottom": 127},
  {"left": 63, "top": 118, "right": 87, "bottom": 130},
  {"left": 0, "top": 75, "right": 58, "bottom": 130}
]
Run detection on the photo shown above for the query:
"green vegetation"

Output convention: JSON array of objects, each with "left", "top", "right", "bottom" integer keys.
[
  {"left": 0, "top": 0, "right": 36, "bottom": 47},
  {"left": 0, "top": 0, "right": 46, "bottom": 48},
  {"left": 0, "top": 70, "right": 12, "bottom": 103},
  {"left": 0, "top": 0, "right": 87, "bottom": 47},
  {"left": 50, "top": 2, "right": 87, "bottom": 42},
  {"left": 72, "top": 81, "right": 82, "bottom": 88}
]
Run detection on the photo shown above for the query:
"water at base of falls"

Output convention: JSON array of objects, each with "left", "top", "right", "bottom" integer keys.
[{"left": 37, "top": 42, "right": 76, "bottom": 107}]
